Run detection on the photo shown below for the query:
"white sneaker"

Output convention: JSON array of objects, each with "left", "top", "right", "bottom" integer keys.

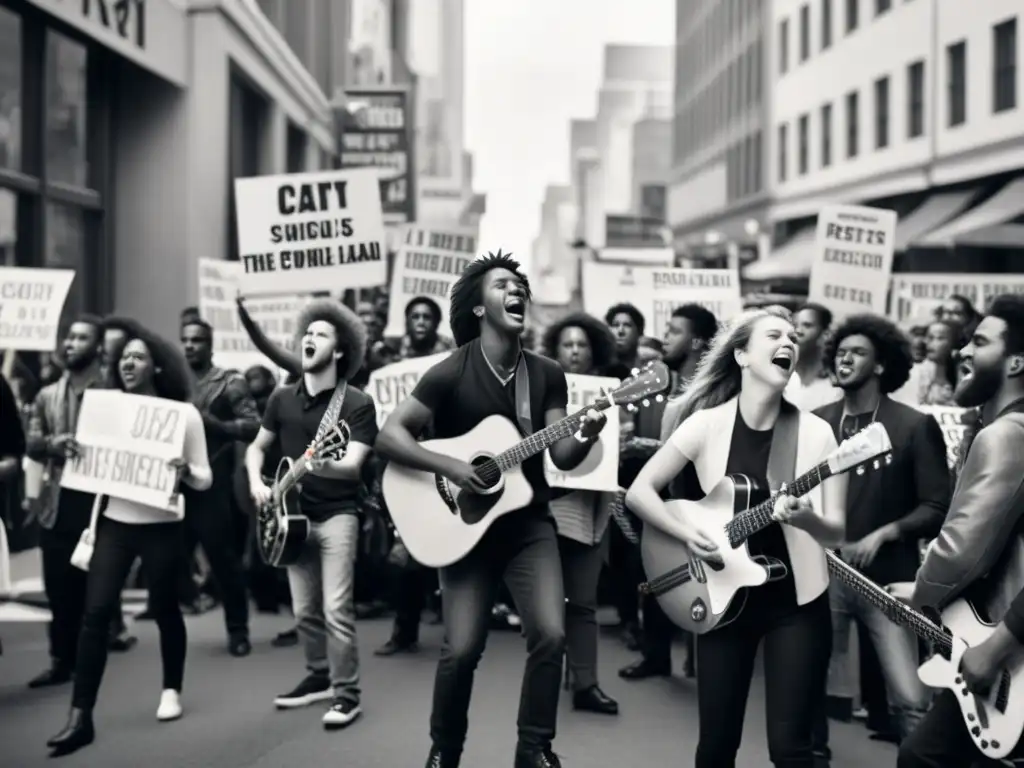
[
  {"left": 322, "top": 699, "right": 362, "bottom": 730},
  {"left": 156, "top": 689, "right": 182, "bottom": 722}
]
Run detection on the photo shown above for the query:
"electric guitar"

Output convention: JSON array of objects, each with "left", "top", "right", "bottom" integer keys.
[
  {"left": 639, "top": 422, "right": 892, "bottom": 634},
  {"left": 382, "top": 362, "right": 671, "bottom": 568},
  {"left": 827, "top": 553, "right": 1024, "bottom": 762},
  {"left": 256, "top": 422, "right": 351, "bottom": 568}
]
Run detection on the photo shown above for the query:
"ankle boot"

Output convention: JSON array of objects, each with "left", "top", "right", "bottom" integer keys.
[{"left": 47, "top": 707, "right": 95, "bottom": 755}]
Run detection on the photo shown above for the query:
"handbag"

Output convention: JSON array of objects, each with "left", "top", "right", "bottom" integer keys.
[{"left": 70, "top": 494, "right": 105, "bottom": 572}]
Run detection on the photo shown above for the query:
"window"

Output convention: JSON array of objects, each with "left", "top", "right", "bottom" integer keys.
[
  {"left": 286, "top": 123, "right": 307, "bottom": 172},
  {"left": 45, "top": 33, "right": 89, "bottom": 187},
  {"left": 821, "top": 102, "right": 833, "bottom": 167},
  {"left": 907, "top": 60, "right": 925, "bottom": 137},
  {"left": 228, "top": 76, "right": 269, "bottom": 260},
  {"left": 874, "top": 76, "right": 890, "bottom": 148},
  {"left": 993, "top": 18, "right": 1017, "bottom": 113},
  {"left": 779, "top": 19, "right": 789, "bottom": 74},
  {"left": 778, "top": 122, "right": 788, "bottom": 182},
  {"left": 800, "top": 5, "right": 810, "bottom": 62},
  {"left": 947, "top": 41, "right": 967, "bottom": 126},
  {"left": 798, "top": 114, "right": 809, "bottom": 174},
  {"left": 846, "top": 90, "right": 859, "bottom": 157},
  {"left": 822, "top": 0, "right": 833, "bottom": 49},
  {"left": 875, "top": 0, "right": 891, "bottom": 16},
  {"left": 0, "top": 9, "right": 20, "bottom": 171},
  {"left": 752, "top": 129, "right": 763, "bottom": 192},
  {"left": 846, "top": 0, "right": 859, "bottom": 34}
]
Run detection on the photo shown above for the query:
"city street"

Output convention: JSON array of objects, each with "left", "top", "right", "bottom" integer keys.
[{"left": 0, "top": 597, "right": 896, "bottom": 768}]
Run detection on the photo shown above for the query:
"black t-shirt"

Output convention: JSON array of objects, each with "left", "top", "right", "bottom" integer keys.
[
  {"left": 726, "top": 411, "right": 797, "bottom": 607},
  {"left": 262, "top": 382, "right": 379, "bottom": 522},
  {"left": 410, "top": 339, "right": 568, "bottom": 507}
]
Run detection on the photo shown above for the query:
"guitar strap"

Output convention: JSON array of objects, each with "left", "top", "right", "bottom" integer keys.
[
  {"left": 513, "top": 354, "right": 533, "bottom": 436},
  {"left": 315, "top": 381, "right": 348, "bottom": 442},
  {"left": 767, "top": 400, "right": 800, "bottom": 497}
]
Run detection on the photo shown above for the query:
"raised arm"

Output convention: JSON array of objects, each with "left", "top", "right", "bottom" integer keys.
[{"left": 236, "top": 296, "right": 301, "bottom": 376}]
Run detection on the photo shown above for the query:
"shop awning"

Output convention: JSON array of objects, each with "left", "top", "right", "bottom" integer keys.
[
  {"left": 893, "top": 190, "right": 976, "bottom": 251},
  {"left": 741, "top": 227, "right": 816, "bottom": 281},
  {"left": 911, "top": 177, "right": 1024, "bottom": 248}
]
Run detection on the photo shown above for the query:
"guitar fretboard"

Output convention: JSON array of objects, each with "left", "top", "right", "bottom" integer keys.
[
  {"left": 725, "top": 461, "right": 831, "bottom": 547},
  {"left": 491, "top": 402, "right": 612, "bottom": 473}
]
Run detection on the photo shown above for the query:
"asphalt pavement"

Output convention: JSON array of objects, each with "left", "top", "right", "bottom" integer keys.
[{"left": 0, "top": 601, "right": 897, "bottom": 768}]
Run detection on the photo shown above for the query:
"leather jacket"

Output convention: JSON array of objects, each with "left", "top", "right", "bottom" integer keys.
[{"left": 912, "top": 399, "right": 1024, "bottom": 624}]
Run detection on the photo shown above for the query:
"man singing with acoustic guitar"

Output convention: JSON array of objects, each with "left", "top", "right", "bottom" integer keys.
[
  {"left": 245, "top": 300, "right": 378, "bottom": 730},
  {"left": 375, "top": 251, "right": 608, "bottom": 768}
]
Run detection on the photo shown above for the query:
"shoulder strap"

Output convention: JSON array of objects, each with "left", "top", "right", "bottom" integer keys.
[
  {"left": 315, "top": 382, "right": 348, "bottom": 441},
  {"left": 513, "top": 354, "right": 533, "bottom": 436},
  {"left": 767, "top": 402, "right": 801, "bottom": 494}
]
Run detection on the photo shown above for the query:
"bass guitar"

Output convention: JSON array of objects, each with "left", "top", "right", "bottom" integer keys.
[
  {"left": 257, "top": 422, "right": 350, "bottom": 568},
  {"left": 639, "top": 422, "right": 892, "bottom": 634},
  {"left": 827, "top": 552, "right": 1024, "bottom": 762},
  {"left": 382, "top": 362, "right": 671, "bottom": 568}
]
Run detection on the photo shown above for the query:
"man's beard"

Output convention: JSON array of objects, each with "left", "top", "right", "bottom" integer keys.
[
  {"left": 302, "top": 354, "right": 334, "bottom": 374},
  {"left": 663, "top": 347, "right": 688, "bottom": 369},
  {"left": 65, "top": 351, "right": 97, "bottom": 373},
  {"left": 954, "top": 365, "right": 1001, "bottom": 407}
]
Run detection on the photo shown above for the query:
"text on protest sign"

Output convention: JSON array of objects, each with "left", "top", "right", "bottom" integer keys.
[
  {"left": 60, "top": 391, "right": 191, "bottom": 515},
  {"left": 367, "top": 352, "right": 452, "bottom": 428},
  {"left": 0, "top": 267, "right": 75, "bottom": 352},
  {"left": 918, "top": 405, "right": 972, "bottom": 470},
  {"left": 384, "top": 225, "right": 478, "bottom": 338},
  {"left": 234, "top": 168, "right": 388, "bottom": 296},
  {"left": 890, "top": 273, "right": 1024, "bottom": 321},
  {"left": 809, "top": 204, "right": 897, "bottom": 319},
  {"left": 581, "top": 263, "right": 742, "bottom": 338},
  {"left": 543, "top": 374, "right": 621, "bottom": 493}
]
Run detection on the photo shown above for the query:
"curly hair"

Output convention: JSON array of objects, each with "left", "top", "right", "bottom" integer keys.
[
  {"left": 291, "top": 299, "right": 368, "bottom": 382},
  {"left": 448, "top": 250, "right": 532, "bottom": 347},
  {"left": 822, "top": 314, "right": 914, "bottom": 395},
  {"left": 103, "top": 316, "right": 193, "bottom": 402},
  {"left": 604, "top": 303, "right": 646, "bottom": 336},
  {"left": 540, "top": 312, "right": 617, "bottom": 372}
]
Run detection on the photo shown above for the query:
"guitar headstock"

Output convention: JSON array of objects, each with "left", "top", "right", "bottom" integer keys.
[
  {"left": 304, "top": 421, "right": 351, "bottom": 463},
  {"left": 826, "top": 422, "right": 893, "bottom": 476},
  {"left": 600, "top": 361, "right": 671, "bottom": 412}
]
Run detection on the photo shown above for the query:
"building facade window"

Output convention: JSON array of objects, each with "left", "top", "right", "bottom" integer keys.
[
  {"left": 875, "top": 0, "right": 891, "bottom": 17},
  {"left": 874, "top": 75, "right": 890, "bottom": 148},
  {"left": 798, "top": 113, "right": 809, "bottom": 174},
  {"left": 227, "top": 75, "right": 269, "bottom": 261},
  {"left": 846, "top": 0, "right": 859, "bottom": 34},
  {"left": 822, "top": 0, "right": 833, "bottom": 50},
  {"left": 993, "top": 18, "right": 1017, "bottom": 113},
  {"left": 752, "top": 128, "right": 763, "bottom": 192},
  {"left": 778, "top": 122, "right": 788, "bottom": 182},
  {"left": 800, "top": 5, "right": 810, "bottom": 62},
  {"left": 779, "top": 18, "right": 789, "bottom": 74},
  {"left": 846, "top": 89, "right": 859, "bottom": 157},
  {"left": 947, "top": 40, "right": 967, "bottom": 126},
  {"left": 821, "top": 102, "right": 833, "bottom": 167},
  {"left": 907, "top": 60, "right": 925, "bottom": 137}
]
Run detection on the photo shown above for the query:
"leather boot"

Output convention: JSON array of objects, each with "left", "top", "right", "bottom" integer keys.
[{"left": 47, "top": 707, "right": 95, "bottom": 756}]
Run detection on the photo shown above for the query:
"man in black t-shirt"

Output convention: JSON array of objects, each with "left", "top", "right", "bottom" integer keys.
[
  {"left": 375, "top": 252, "right": 608, "bottom": 768},
  {"left": 245, "top": 300, "right": 377, "bottom": 731}
]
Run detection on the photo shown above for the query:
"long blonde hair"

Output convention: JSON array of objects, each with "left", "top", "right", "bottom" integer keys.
[{"left": 667, "top": 305, "right": 794, "bottom": 435}]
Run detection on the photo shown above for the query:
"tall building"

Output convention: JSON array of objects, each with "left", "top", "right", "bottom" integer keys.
[
  {"left": 747, "top": 0, "right": 1023, "bottom": 284},
  {"left": 667, "top": 0, "right": 769, "bottom": 261},
  {"left": 0, "top": 0, "right": 342, "bottom": 339}
]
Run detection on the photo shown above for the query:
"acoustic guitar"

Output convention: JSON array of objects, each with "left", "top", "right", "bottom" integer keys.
[
  {"left": 639, "top": 422, "right": 892, "bottom": 634},
  {"left": 827, "top": 552, "right": 1024, "bottom": 762},
  {"left": 382, "top": 362, "right": 671, "bottom": 568},
  {"left": 256, "top": 422, "right": 350, "bottom": 568}
]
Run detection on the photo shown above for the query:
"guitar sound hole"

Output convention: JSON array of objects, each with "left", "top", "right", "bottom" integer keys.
[{"left": 470, "top": 456, "right": 501, "bottom": 489}]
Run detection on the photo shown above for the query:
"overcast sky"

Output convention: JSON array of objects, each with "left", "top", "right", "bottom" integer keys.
[{"left": 464, "top": 1, "right": 675, "bottom": 275}]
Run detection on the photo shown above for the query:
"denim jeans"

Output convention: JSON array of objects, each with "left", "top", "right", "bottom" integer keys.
[
  {"left": 827, "top": 579, "right": 928, "bottom": 738},
  {"left": 430, "top": 513, "right": 566, "bottom": 756},
  {"left": 898, "top": 689, "right": 1015, "bottom": 767},
  {"left": 286, "top": 513, "right": 361, "bottom": 704},
  {"left": 559, "top": 536, "right": 604, "bottom": 692}
]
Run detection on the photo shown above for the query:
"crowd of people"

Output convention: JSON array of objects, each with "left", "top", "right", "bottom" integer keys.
[{"left": 1, "top": 252, "right": 1023, "bottom": 768}]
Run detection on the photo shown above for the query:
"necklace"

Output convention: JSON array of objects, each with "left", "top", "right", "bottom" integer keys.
[
  {"left": 839, "top": 398, "right": 881, "bottom": 440},
  {"left": 482, "top": 347, "right": 518, "bottom": 386}
]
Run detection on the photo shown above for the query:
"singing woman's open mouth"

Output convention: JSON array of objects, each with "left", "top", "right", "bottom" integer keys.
[{"left": 771, "top": 351, "right": 793, "bottom": 371}]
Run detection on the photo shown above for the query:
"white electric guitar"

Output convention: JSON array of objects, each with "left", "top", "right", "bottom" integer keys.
[
  {"left": 382, "top": 362, "right": 671, "bottom": 568},
  {"left": 828, "top": 556, "right": 1024, "bottom": 762}
]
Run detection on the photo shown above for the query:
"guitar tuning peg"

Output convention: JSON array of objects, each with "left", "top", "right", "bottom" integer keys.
[
  {"left": 856, "top": 466, "right": 865, "bottom": 476},
  {"left": 631, "top": 368, "right": 640, "bottom": 376},
  {"left": 655, "top": 394, "right": 664, "bottom": 402},
  {"left": 873, "top": 459, "right": 880, "bottom": 470},
  {"left": 625, "top": 403, "right": 635, "bottom": 412},
  {"left": 885, "top": 455, "right": 892, "bottom": 465},
  {"left": 642, "top": 398, "right": 650, "bottom": 408}
]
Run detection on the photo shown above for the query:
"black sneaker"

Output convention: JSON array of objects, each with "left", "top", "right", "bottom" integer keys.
[
  {"left": 514, "top": 747, "right": 562, "bottom": 768},
  {"left": 322, "top": 698, "right": 361, "bottom": 729},
  {"left": 425, "top": 745, "right": 460, "bottom": 768},
  {"left": 273, "top": 674, "right": 331, "bottom": 709}
]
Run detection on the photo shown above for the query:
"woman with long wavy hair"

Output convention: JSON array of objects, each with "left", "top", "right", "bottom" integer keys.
[
  {"left": 625, "top": 307, "right": 847, "bottom": 767},
  {"left": 539, "top": 312, "right": 620, "bottom": 715},
  {"left": 47, "top": 319, "right": 212, "bottom": 758}
]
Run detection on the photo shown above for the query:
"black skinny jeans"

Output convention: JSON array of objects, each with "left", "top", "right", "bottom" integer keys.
[
  {"left": 72, "top": 518, "right": 187, "bottom": 710},
  {"left": 695, "top": 591, "right": 831, "bottom": 768}
]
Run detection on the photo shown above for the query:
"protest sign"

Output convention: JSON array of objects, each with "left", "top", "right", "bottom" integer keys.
[
  {"left": 367, "top": 352, "right": 452, "bottom": 428},
  {"left": 197, "top": 258, "right": 307, "bottom": 373},
  {"left": 809, "top": 204, "right": 896, "bottom": 320},
  {"left": 918, "top": 405, "right": 972, "bottom": 470},
  {"left": 0, "top": 267, "right": 75, "bottom": 351},
  {"left": 234, "top": 168, "right": 387, "bottom": 295},
  {"left": 61, "top": 391, "right": 192, "bottom": 515},
  {"left": 384, "top": 224, "right": 478, "bottom": 338},
  {"left": 890, "top": 273, "right": 1024, "bottom": 322},
  {"left": 582, "top": 263, "right": 742, "bottom": 338},
  {"left": 544, "top": 374, "right": 621, "bottom": 492}
]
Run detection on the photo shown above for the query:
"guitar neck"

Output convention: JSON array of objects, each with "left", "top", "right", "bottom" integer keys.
[
  {"left": 277, "top": 455, "right": 310, "bottom": 496},
  {"left": 824, "top": 550, "right": 952, "bottom": 652},
  {"left": 492, "top": 402, "right": 611, "bottom": 472},
  {"left": 725, "top": 461, "right": 832, "bottom": 546}
]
